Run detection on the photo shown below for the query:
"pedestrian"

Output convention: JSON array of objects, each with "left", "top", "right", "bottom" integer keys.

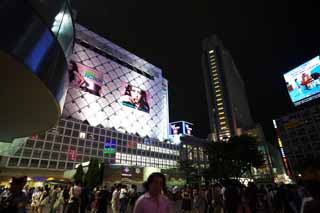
[
  {"left": 133, "top": 172, "right": 170, "bottom": 213},
  {"left": 192, "top": 188, "right": 206, "bottom": 213},
  {"left": 119, "top": 185, "right": 129, "bottom": 213},
  {"left": 181, "top": 187, "right": 192, "bottom": 212},
  {"left": 129, "top": 184, "right": 139, "bottom": 211},
  {"left": 111, "top": 184, "right": 121, "bottom": 213},
  {"left": 65, "top": 181, "right": 82, "bottom": 213},
  {"left": 53, "top": 186, "right": 64, "bottom": 213},
  {"left": 31, "top": 187, "right": 42, "bottom": 213},
  {"left": 38, "top": 189, "right": 50, "bottom": 213},
  {"left": 0, "top": 176, "right": 28, "bottom": 212}
]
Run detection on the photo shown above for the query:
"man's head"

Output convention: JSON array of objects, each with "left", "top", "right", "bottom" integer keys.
[
  {"left": 10, "top": 176, "right": 27, "bottom": 192},
  {"left": 145, "top": 172, "right": 166, "bottom": 196}
]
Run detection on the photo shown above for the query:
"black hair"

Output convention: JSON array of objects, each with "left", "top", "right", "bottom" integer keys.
[
  {"left": 123, "top": 84, "right": 150, "bottom": 112},
  {"left": 116, "top": 184, "right": 122, "bottom": 190},
  {"left": 68, "top": 60, "right": 78, "bottom": 82},
  {"left": 124, "top": 84, "right": 133, "bottom": 96},
  {"left": 144, "top": 172, "right": 166, "bottom": 192}
]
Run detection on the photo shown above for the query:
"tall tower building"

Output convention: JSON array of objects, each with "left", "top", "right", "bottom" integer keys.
[{"left": 202, "top": 35, "right": 254, "bottom": 141}]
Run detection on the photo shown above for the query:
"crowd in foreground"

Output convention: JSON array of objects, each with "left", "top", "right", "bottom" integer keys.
[{"left": 0, "top": 172, "right": 319, "bottom": 213}]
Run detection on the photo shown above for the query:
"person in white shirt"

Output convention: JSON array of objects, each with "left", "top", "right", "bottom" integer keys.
[{"left": 111, "top": 184, "right": 121, "bottom": 213}]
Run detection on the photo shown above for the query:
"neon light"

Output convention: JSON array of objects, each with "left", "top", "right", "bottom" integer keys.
[
  {"left": 104, "top": 139, "right": 116, "bottom": 154},
  {"left": 278, "top": 138, "right": 283, "bottom": 148}
]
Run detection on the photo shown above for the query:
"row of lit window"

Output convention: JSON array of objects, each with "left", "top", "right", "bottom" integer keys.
[
  {"left": 137, "top": 144, "right": 179, "bottom": 155},
  {"left": 209, "top": 50, "right": 230, "bottom": 137},
  {"left": 115, "top": 153, "right": 177, "bottom": 166},
  {"left": 115, "top": 160, "right": 174, "bottom": 169}
]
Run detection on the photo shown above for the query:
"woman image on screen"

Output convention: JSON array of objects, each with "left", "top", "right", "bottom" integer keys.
[{"left": 122, "top": 84, "right": 150, "bottom": 113}]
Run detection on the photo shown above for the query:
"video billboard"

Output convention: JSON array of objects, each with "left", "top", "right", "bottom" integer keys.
[
  {"left": 68, "top": 61, "right": 103, "bottom": 97},
  {"left": 120, "top": 83, "right": 150, "bottom": 113},
  {"left": 284, "top": 56, "right": 320, "bottom": 106}
]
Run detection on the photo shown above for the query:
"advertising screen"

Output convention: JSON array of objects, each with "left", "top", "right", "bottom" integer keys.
[
  {"left": 68, "top": 61, "right": 103, "bottom": 97},
  {"left": 284, "top": 56, "right": 320, "bottom": 106},
  {"left": 169, "top": 121, "right": 193, "bottom": 136},
  {"left": 120, "top": 83, "right": 150, "bottom": 113}
]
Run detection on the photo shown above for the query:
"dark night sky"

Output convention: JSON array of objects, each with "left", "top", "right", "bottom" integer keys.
[{"left": 71, "top": 0, "right": 319, "bottom": 142}]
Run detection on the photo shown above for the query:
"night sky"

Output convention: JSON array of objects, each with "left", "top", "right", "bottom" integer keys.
[{"left": 71, "top": 0, "right": 319, "bottom": 142}]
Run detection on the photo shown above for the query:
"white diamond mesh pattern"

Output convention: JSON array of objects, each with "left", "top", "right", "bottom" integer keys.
[{"left": 62, "top": 25, "right": 169, "bottom": 140}]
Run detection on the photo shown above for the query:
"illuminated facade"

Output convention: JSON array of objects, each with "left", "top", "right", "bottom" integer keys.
[
  {"left": 202, "top": 36, "right": 254, "bottom": 141},
  {"left": 273, "top": 104, "right": 320, "bottom": 176},
  {"left": 0, "top": 24, "right": 176, "bottom": 179}
]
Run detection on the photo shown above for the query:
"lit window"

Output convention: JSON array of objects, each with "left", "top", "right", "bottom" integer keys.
[
  {"left": 212, "top": 73, "right": 218, "bottom": 78},
  {"left": 209, "top": 50, "right": 214, "bottom": 53},
  {"left": 216, "top": 89, "right": 221, "bottom": 93},
  {"left": 217, "top": 102, "right": 223, "bottom": 106},
  {"left": 217, "top": 98, "right": 223, "bottom": 102},
  {"left": 219, "top": 112, "right": 225, "bottom": 115},
  {"left": 219, "top": 116, "right": 226, "bottom": 120},
  {"left": 216, "top": 93, "right": 221, "bottom": 97},
  {"left": 215, "top": 85, "right": 220, "bottom": 89},
  {"left": 218, "top": 107, "right": 224, "bottom": 111},
  {"left": 213, "top": 77, "right": 219, "bottom": 81},
  {"left": 79, "top": 132, "right": 86, "bottom": 139}
]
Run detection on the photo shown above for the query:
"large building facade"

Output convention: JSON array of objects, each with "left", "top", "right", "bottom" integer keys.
[
  {"left": 202, "top": 35, "right": 254, "bottom": 141},
  {"left": 273, "top": 104, "right": 320, "bottom": 176},
  {"left": 0, "top": 24, "right": 178, "bottom": 181}
]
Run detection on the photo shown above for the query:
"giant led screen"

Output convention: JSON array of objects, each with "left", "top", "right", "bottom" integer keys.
[
  {"left": 62, "top": 24, "right": 169, "bottom": 140},
  {"left": 284, "top": 56, "right": 320, "bottom": 106},
  {"left": 120, "top": 83, "right": 150, "bottom": 113},
  {"left": 68, "top": 61, "right": 103, "bottom": 97}
]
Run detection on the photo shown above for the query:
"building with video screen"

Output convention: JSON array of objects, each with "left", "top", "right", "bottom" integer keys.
[
  {"left": 202, "top": 35, "right": 254, "bottom": 141},
  {"left": 0, "top": 24, "right": 178, "bottom": 181}
]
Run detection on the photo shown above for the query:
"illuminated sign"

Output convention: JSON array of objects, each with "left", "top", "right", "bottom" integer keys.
[
  {"left": 169, "top": 121, "right": 193, "bottom": 136},
  {"left": 283, "top": 56, "right": 320, "bottom": 106},
  {"left": 68, "top": 61, "right": 103, "bottom": 97},
  {"left": 104, "top": 140, "right": 116, "bottom": 154},
  {"left": 277, "top": 138, "right": 283, "bottom": 148},
  {"left": 120, "top": 83, "right": 150, "bottom": 113},
  {"left": 272, "top": 120, "right": 277, "bottom": 129}
]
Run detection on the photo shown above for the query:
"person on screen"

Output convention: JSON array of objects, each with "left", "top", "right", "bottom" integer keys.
[
  {"left": 122, "top": 85, "right": 150, "bottom": 113},
  {"left": 301, "top": 73, "right": 313, "bottom": 90},
  {"left": 294, "top": 79, "right": 303, "bottom": 94},
  {"left": 68, "top": 61, "right": 88, "bottom": 88},
  {"left": 68, "top": 61, "right": 102, "bottom": 97},
  {"left": 311, "top": 68, "right": 320, "bottom": 87}
]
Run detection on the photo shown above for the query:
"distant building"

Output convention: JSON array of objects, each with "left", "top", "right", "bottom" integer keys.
[
  {"left": 169, "top": 121, "right": 209, "bottom": 170},
  {"left": 274, "top": 104, "right": 320, "bottom": 177},
  {"left": 202, "top": 35, "right": 254, "bottom": 141}
]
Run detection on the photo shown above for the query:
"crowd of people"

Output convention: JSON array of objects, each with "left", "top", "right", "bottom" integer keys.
[{"left": 0, "top": 171, "right": 319, "bottom": 213}]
